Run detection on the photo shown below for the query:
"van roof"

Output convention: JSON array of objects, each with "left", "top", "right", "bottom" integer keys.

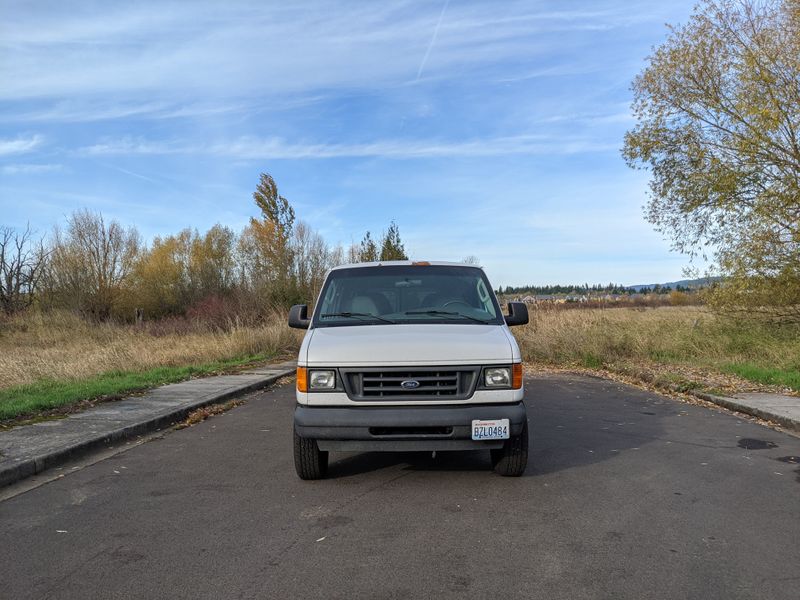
[{"left": 329, "top": 260, "right": 482, "bottom": 271}]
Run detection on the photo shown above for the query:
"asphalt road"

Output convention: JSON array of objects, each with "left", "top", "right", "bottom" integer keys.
[{"left": 2, "top": 374, "right": 799, "bottom": 600}]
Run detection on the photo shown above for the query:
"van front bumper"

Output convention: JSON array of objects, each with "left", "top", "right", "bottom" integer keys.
[{"left": 294, "top": 402, "right": 527, "bottom": 452}]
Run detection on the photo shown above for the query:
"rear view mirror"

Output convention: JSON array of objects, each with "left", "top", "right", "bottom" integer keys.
[
  {"left": 288, "top": 304, "right": 311, "bottom": 329},
  {"left": 504, "top": 302, "right": 529, "bottom": 327}
]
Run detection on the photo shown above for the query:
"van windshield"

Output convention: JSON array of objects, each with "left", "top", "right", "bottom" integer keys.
[{"left": 313, "top": 265, "right": 504, "bottom": 327}]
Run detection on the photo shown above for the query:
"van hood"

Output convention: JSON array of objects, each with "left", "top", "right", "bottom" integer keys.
[{"left": 304, "top": 324, "right": 516, "bottom": 366}]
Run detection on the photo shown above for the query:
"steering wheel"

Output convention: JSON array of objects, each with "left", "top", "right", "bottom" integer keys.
[{"left": 442, "top": 300, "right": 472, "bottom": 310}]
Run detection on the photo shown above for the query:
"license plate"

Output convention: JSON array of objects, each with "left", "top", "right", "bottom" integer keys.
[{"left": 471, "top": 419, "right": 510, "bottom": 441}]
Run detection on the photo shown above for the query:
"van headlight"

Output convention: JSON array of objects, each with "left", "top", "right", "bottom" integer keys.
[
  {"left": 309, "top": 370, "right": 336, "bottom": 389},
  {"left": 484, "top": 367, "right": 511, "bottom": 387}
]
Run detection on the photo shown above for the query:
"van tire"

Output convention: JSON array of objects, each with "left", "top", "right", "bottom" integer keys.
[
  {"left": 491, "top": 421, "right": 528, "bottom": 477},
  {"left": 294, "top": 429, "right": 328, "bottom": 480}
]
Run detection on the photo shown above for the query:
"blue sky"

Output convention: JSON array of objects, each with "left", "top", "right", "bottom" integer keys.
[{"left": 0, "top": 0, "right": 698, "bottom": 287}]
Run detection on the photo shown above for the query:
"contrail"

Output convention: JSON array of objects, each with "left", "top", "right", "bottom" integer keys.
[
  {"left": 416, "top": 0, "right": 450, "bottom": 81},
  {"left": 98, "top": 161, "right": 160, "bottom": 185}
]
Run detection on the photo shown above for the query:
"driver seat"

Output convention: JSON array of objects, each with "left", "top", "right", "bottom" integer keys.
[{"left": 350, "top": 295, "right": 380, "bottom": 315}]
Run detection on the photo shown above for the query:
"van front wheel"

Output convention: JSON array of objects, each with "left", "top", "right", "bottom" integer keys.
[
  {"left": 491, "top": 421, "right": 528, "bottom": 477},
  {"left": 293, "top": 429, "right": 328, "bottom": 480}
]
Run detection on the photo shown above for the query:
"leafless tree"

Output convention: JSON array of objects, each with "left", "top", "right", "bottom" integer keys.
[
  {"left": 0, "top": 224, "right": 48, "bottom": 314},
  {"left": 293, "top": 220, "right": 333, "bottom": 302}
]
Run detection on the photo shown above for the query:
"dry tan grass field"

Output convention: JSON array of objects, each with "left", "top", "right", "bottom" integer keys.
[
  {"left": 0, "top": 310, "right": 301, "bottom": 390},
  {"left": 1, "top": 305, "right": 797, "bottom": 396}
]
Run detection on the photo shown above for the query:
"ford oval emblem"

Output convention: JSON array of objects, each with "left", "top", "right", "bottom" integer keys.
[{"left": 401, "top": 379, "right": 420, "bottom": 390}]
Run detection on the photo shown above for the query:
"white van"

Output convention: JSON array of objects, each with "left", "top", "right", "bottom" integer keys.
[{"left": 288, "top": 261, "right": 529, "bottom": 479}]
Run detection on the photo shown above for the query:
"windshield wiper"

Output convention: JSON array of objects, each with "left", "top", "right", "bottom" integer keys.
[
  {"left": 320, "top": 312, "right": 395, "bottom": 324},
  {"left": 404, "top": 310, "right": 490, "bottom": 324}
]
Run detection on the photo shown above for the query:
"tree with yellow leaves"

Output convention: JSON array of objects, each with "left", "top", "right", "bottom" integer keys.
[
  {"left": 623, "top": 0, "right": 800, "bottom": 320},
  {"left": 238, "top": 173, "right": 298, "bottom": 304}
]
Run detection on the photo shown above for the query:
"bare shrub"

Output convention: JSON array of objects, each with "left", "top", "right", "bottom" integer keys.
[{"left": 0, "top": 224, "right": 47, "bottom": 314}]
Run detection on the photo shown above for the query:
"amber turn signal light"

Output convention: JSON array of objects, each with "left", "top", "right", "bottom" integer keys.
[
  {"left": 512, "top": 363, "right": 523, "bottom": 389},
  {"left": 296, "top": 366, "right": 308, "bottom": 392}
]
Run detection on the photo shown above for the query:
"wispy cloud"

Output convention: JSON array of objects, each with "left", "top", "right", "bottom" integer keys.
[
  {"left": 0, "top": 2, "right": 662, "bottom": 102},
  {"left": 495, "top": 63, "right": 605, "bottom": 83},
  {"left": 1, "top": 162, "right": 62, "bottom": 175},
  {"left": 536, "top": 109, "right": 635, "bottom": 125},
  {"left": 0, "top": 100, "right": 250, "bottom": 123},
  {"left": 79, "top": 137, "right": 179, "bottom": 156},
  {"left": 78, "top": 134, "right": 617, "bottom": 159},
  {"left": 0, "top": 135, "right": 44, "bottom": 156}
]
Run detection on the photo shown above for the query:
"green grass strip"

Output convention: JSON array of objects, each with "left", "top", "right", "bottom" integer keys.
[
  {"left": 723, "top": 363, "right": 800, "bottom": 393},
  {"left": 0, "top": 353, "right": 277, "bottom": 422}
]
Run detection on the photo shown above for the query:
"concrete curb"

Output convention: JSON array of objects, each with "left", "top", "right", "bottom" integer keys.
[
  {"left": 688, "top": 390, "right": 800, "bottom": 433},
  {"left": 642, "top": 375, "right": 800, "bottom": 433},
  {"left": 590, "top": 367, "right": 800, "bottom": 434},
  {"left": 0, "top": 366, "right": 295, "bottom": 488}
]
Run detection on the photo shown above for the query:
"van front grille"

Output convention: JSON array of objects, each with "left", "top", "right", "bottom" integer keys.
[
  {"left": 362, "top": 371, "right": 458, "bottom": 396},
  {"left": 342, "top": 367, "right": 480, "bottom": 401}
]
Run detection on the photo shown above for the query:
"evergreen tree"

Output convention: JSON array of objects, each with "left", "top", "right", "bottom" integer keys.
[
  {"left": 359, "top": 231, "right": 378, "bottom": 262},
  {"left": 379, "top": 221, "right": 407, "bottom": 261}
]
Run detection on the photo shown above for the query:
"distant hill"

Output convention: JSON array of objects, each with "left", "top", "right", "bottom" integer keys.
[{"left": 625, "top": 276, "right": 721, "bottom": 291}]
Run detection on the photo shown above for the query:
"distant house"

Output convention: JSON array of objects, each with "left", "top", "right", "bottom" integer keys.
[{"left": 532, "top": 294, "right": 564, "bottom": 304}]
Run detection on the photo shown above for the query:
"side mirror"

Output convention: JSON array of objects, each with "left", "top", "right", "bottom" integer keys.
[
  {"left": 504, "top": 301, "right": 529, "bottom": 327},
  {"left": 288, "top": 304, "right": 311, "bottom": 329}
]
